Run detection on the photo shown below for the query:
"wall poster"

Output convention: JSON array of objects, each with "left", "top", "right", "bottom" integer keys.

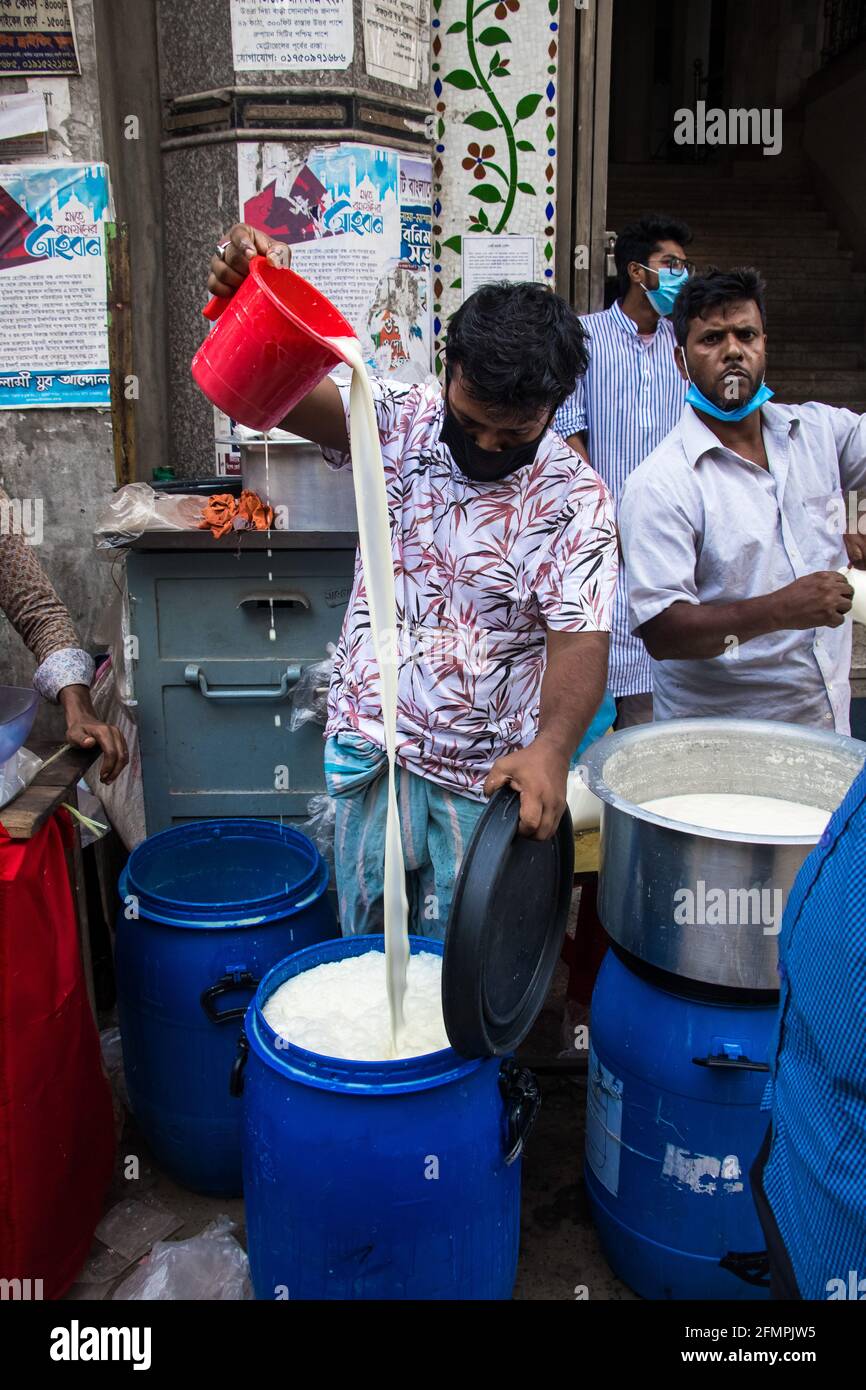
[
  {"left": 238, "top": 140, "right": 432, "bottom": 377},
  {"left": 0, "top": 161, "right": 112, "bottom": 408},
  {"left": 0, "top": 0, "right": 79, "bottom": 76},
  {"left": 230, "top": 0, "right": 353, "bottom": 71}
]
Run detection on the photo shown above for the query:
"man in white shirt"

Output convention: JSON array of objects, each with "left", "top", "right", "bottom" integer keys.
[{"left": 620, "top": 267, "right": 863, "bottom": 731}]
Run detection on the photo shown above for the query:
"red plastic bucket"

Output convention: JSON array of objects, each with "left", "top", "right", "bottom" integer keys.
[{"left": 191, "top": 256, "right": 356, "bottom": 432}]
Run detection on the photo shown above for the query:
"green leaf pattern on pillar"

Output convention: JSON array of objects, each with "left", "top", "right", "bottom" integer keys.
[{"left": 431, "top": 0, "right": 559, "bottom": 364}]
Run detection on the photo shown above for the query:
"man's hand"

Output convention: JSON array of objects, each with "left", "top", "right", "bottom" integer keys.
[
  {"left": 58, "top": 685, "right": 128, "bottom": 785},
  {"left": 207, "top": 224, "right": 290, "bottom": 303},
  {"left": 844, "top": 533, "right": 866, "bottom": 569},
  {"left": 483, "top": 737, "right": 569, "bottom": 841},
  {"left": 205, "top": 223, "right": 348, "bottom": 450},
  {"left": 773, "top": 570, "right": 853, "bottom": 630}
]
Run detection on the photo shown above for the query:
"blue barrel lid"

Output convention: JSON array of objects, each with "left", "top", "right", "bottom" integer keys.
[
  {"left": 122, "top": 818, "right": 326, "bottom": 928},
  {"left": 443, "top": 786, "right": 574, "bottom": 1057}
]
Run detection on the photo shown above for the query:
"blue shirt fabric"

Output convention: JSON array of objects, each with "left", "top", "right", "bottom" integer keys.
[
  {"left": 620, "top": 401, "right": 866, "bottom": 732},
  {"left": 763, "top": 759, "right": 866, "bottom": 1299},
  {"left": 553, "top": 301, "right": 687, "bottom": 698}
]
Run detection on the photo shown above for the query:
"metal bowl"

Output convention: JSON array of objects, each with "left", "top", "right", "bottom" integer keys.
[
  {"left": 0, "top": 686, "right": 39, "bottom": 766},
  {"left": 580, "top": 718, "right": 866, "bottom": 991}
]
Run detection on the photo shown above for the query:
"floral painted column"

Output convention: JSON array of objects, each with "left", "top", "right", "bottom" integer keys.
[{"left": 430, "top": 0, "right": 561, "bottom": 370}]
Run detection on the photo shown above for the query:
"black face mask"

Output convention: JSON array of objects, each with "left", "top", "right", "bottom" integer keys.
[{"left": 439, "top": 400, "right": 551, "bottom": 483}]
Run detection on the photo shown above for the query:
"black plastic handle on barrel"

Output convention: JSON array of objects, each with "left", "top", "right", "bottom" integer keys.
[
  {"left": 499, "top": 1060, "right": 541, "bottom": 1166},
  {"left": 692, "top": 1054, "right": 770, "bottom": 1073},
  {"left": 719, "top": 1250, "right": 770, "bottom": 1287},
  {"left": 201, "top": 971, "right": 259, "bottom": 1024},
  {"left": 229, "top": 1033, "right": 249, "bottom": 1097}
]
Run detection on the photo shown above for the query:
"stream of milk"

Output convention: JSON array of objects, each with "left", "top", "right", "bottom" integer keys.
[
  {"left": 325, "top": 337, "right": 410, "bottom": 1052},
  {"left": 263, "top": 434, "right": 276, "bottom": 641}
]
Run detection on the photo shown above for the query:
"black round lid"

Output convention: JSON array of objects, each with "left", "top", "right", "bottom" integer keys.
[{"left": 443, "top": 787, "right": 574, "bottom": 1057}]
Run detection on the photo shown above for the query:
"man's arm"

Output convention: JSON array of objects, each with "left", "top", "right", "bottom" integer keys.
[
  {"left": 566, "top": 432, "right": 590, "bottom": 464},
  {"left": 641, "top": 574, "right": 854, "bottom": 661},
  {"left": 620, "top": 461, "right": 854, "bottom": 664},
  {"left": 0, "top": 486, "right": 129, "bottom": 783},
  {"left": 483, "top": 629, "right": 609, "bottom": 840},
  {"left": 279, "top": 381, "right": 348, "bottom": 452},
  {"left": 206, "top": 223, "right": 348, "bottom": 451},
  {"left": 553, "top": 373, "right": 588, "bottom": 463}
]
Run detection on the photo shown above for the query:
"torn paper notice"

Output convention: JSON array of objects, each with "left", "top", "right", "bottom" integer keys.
[
  {"left": 0, "top": 91, "right": 47, "bottom": 141},
  {"left": 362, "top": 0, "right": 429, "bottom": 89}
]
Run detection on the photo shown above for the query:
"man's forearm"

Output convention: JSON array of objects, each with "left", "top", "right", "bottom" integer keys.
[
  {"left": 58, "top": 683, "right": 98, "bottom": 724},
  {"left": 566, "top": 432, "right": 590, "bottom": 464},
  {"left": 536, "top": 630, "right": 609, "bottom": 758},
  {"left": 640, "top": 594, "right": 786, "bottom": 661},
  {"left": 278, "top": 378, "right": 349, "bottom": 452}
]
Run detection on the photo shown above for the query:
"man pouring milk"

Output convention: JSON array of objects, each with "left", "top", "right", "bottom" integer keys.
[{"left": 207, "top": 226, "right": 617, "bottom": 938}]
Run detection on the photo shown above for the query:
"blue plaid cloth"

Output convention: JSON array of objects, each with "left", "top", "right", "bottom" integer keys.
[
  {"left": 762, "top": 761, "right": 866, "bottom": 1299},
  {"left": 323, "top": 733, "right": 486, "bottom": 940}
]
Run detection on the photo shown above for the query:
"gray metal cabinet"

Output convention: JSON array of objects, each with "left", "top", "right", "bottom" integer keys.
[{"left": 127, "top": 536, "right": 356, "bottom": 833}]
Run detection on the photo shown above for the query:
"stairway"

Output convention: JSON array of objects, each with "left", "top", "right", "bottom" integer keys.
[{"left": 606, "top": 164, "right": 866, "bottom": 412}]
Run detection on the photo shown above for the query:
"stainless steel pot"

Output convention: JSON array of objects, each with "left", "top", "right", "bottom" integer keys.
[
  {"left": 581, "top": 718, "right": 866, "bottom": 991},
  {"left": 241, "top": 440, "right": 357, "bottom": 531}
]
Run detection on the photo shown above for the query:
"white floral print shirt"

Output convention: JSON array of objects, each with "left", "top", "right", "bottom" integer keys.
[{"left": 323, "top": 379, "right": 618, "bottom": 799}]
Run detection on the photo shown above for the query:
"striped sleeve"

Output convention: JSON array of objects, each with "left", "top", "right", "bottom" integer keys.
[{"left": 554, "top": 374, "right": 588, "bottom": 439}]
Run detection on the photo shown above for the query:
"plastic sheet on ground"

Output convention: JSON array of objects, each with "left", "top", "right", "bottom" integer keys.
[
  {"left": 94, "top": 1198, "right": 183, "bottom": 1264},
  {"left": 111, "top": 1217, "right": 252, "bottom": 1301},
  {"left": 76, "top": 1199, "right": 182, "bottom": 1284}
]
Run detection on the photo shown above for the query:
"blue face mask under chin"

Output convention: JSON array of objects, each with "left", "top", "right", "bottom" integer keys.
[{"left": 683, "top": 365, "right": 774, "bottom": 422}]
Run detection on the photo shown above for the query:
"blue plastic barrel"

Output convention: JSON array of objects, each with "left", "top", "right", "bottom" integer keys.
[
  {"left": 586, "top": 949, "right": 776, "bottom": 1300},
  {"left": 237, "top": 935, "right": 536, "bottom": 1300},
  {"left": 115, "top": 818, "right": 337, "bottom": 1196}
]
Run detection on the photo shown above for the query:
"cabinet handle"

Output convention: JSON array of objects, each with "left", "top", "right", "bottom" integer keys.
[
  {"left": 184, "top": 663, "right": 301, "bottom": 701},
  {"left": 237, "top": 590, "right": 311, "bottom": 610}
]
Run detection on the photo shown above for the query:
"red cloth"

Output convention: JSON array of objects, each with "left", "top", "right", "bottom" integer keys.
[
  {"left": 0, "top": 811, "right": 114, "bottom": 1299},
  {"left": 562, "top": 872, "right": 609, "bottom": 1005}
]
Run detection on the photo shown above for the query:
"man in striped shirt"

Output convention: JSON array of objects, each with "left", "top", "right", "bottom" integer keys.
[
  {"left": 554, "top": 214, "right": 693, "bottom": 726},
  {"left": 555, "top": 217, "right": 693, "bottom": 1034}
]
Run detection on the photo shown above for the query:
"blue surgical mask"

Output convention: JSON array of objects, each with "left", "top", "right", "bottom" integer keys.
[
  {"left": 683, "top": 361, "right": 774, "bottom": 422},
  {"left": 638, "top": 265, "right": 686, "bottom": 317}
]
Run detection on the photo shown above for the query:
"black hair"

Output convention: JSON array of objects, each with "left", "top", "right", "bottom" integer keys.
[
  {"left": 614, "top": 213, "right": 692, "bottom": 296},
  {"left": 671, "top": 266, "right": 767, "bottom": 347},
  {"left": 444, "top": 281, "right": 589, "bottom": 418}
]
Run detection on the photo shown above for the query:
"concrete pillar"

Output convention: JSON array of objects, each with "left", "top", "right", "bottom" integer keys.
[{"left": 0, "top": 0, "right": 117, "bottom": 730}]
